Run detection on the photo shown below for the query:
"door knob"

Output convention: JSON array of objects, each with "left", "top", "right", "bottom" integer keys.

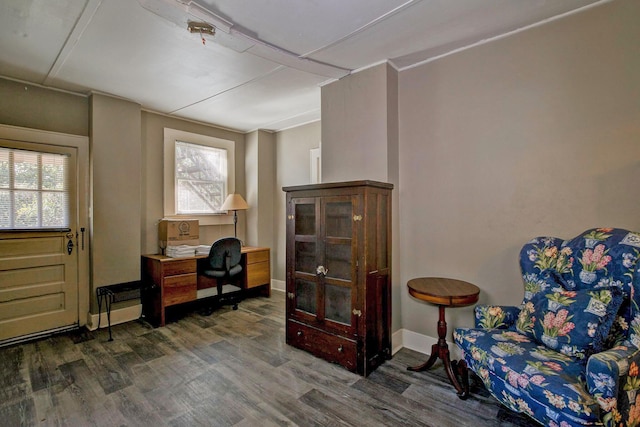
[{"left": 316, "top": 265, "right": 328, "bottom": 276}]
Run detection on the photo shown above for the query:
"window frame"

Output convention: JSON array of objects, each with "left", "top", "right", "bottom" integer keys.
[{"left": 163, "top": 128, "right": 235, "bottom": 226}]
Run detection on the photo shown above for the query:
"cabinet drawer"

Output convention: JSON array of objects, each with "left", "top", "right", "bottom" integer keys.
[
  {"left": 286, "top": 320, "right": 357, "bottom": 372},
  {"left": 246, "top": 249, "right": 269, "bottom": 264},
  {"left": 246, "top": 261, "right": 270, "bottom": 288},
  {"left": 162, "top": 259, "right": 196, "bottom": 276},
  {"left": 163, "top": 274, "right": 197, "bottom": 306}
]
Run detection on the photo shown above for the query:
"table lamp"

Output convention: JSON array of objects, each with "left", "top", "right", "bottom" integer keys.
[{"left": 221, "top": 193, "right": 249, "bottom": 238}]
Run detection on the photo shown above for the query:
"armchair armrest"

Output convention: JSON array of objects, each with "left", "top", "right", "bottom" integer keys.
[
  {"left": 474, "top": 305, "right": 520, "bottom": 329},
  {"left": 587, "top": 345, "right": 640, "bottom": 426}
]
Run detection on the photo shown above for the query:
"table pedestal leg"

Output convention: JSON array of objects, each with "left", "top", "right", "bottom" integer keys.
[{"left": 407, "top": 305, "right": 466, "bottom": 397}]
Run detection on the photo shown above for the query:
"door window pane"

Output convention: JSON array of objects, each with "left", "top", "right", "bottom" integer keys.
[
  {"left": 325, "top": 243, "right": 352, "bottom": 281},
  {"left": 325, "top": 284, "right": 351, "bottom": 325},
  {"left": 295, "top": 279, "right": 317, "bottom": 315},
  {"left": 325, "top": 201, "right": 352, "bottom": 238},
  {"left": 295, "top": 203, "right": 315, "bottom": 235},
  {"left": 295, "top": 241, "right": 316, "bottom": 274},
  {"left": 0, "top": 147, "right": 69, "bottom": 229}
]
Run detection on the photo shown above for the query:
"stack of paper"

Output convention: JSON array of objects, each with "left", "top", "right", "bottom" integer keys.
[
  {"left": 196, "top": 245, "right": 211, "bottom": 256},
  {"left": 166, "top": 245, "right": 197, "bottom": 258}
]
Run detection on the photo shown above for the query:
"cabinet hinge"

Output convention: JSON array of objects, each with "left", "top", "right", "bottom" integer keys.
[
  {"left": 353, "top": 214, "right": 363, "bottom": 221},
  {"left": 287, "top": 214, "right": 294, "bottom": 220},
  {"left": 287, "top": 292, "right": 295, "bottom": 300},
  {"left": 352, "top": 308, "right": 362, "bottom": 317}
]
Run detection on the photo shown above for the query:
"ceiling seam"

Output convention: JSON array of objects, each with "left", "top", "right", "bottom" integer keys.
[
  {"left": 299, "top": 0, "right": 420, "bottom": 59},
  {"left": 397, "top": 0, "right": 613, "bottom": 72},
  {"left": 44, "top": 0, "right": 103, "bottom": 86},
  {"left": 168, "top": 66, "right": 286, "bottom": 115}
]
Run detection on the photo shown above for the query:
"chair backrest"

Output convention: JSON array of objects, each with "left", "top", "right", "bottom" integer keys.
[
  {"left": 207, "top": 237, "right": 242, "bottom": 272},
  {"left": 519, "top": 228, "right": 640, "bottom": 347}
]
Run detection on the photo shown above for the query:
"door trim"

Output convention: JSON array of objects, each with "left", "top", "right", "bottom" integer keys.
[{"left": 0, "top": 124, "right": 90, "bottom": 327}]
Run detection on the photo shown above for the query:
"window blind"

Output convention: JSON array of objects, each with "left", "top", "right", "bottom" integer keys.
[{"left": 0, "top": 147, "right": 70, "bottom": 229}]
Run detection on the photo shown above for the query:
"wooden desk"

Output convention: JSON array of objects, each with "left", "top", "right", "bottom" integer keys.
[
  {"left": 406, "top": 277, "right": 480, "bottom": 399},
  {"left": 141, "top": 246, "right": 270, "bottom": 326}
]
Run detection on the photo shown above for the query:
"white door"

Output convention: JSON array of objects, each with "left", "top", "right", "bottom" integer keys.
[{"left": 0, "top": 138, "right": 83, "bottom": 343}]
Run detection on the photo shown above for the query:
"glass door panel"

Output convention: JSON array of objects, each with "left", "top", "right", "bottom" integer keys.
[
  {"left": 325, "top": 284, "right": 351, "bottom": 325},
  {"left": 324, "top": 243, "right": 352, "bottom": 281},
  {"left": 295, "top": 203, "right": 315, "bottom": 235},
  {"left": 295, "top": 279, "right": 317, "bottom": 315},
  {"left": 325, "top": 201, "right": 352, "bottom": 238},
  {"left": 295, "top": 241, "right": 316, "bottom": 274}
]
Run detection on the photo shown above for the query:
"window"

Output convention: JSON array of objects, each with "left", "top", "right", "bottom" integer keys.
[
  {"left": 0, "top": 147, "right": 69, "bottom": 229},
  {"left": 164, "top": 128, "right": 235, "bottom": 226},
  {"left": 175, "top": 141, "right": 227, "bottom": 214}
]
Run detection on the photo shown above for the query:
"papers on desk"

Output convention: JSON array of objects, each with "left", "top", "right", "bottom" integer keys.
[
  {"left": 166, "top": 245, "right": 198, "bottom": 258},
  {"left": 196, "top": 245, "right": 211, "bottom": 256}
]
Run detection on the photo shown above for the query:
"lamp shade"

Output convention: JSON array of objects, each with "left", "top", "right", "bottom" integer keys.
[{"left": 221, "top": 193, "right": 249, "bottom": 211}]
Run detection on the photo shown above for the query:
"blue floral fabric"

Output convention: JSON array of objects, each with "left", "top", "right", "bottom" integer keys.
[
  {"left": 516, "top": 286, "right": 623, "bottom": 360},
  {"left": 454, "top": 228, "right": 640, "bottom": 426}
]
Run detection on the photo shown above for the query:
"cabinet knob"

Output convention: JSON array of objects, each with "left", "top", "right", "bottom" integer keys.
[
  {"left": 316, "top": 265, "right": 328, "bottom": 276},
  {"left": 338, "top": 345, "right": 344, "bottom": 353},
  {"left": 297, "top": 331, "right": 303, "bottom": 337}
]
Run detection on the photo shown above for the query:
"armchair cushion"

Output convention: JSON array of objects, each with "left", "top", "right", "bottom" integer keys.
[
  {"left": 454, "top": 327, "right": 601, "bottom": 425},
  {"left": 516, "top": 285, "right": 623, "bottom": 360}
]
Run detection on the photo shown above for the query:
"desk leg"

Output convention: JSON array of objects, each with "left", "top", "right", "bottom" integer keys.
[{"left": 407, "top": 305, "right": 465, "bottom": 397}]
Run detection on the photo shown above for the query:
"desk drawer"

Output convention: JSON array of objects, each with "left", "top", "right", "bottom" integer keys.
[
  {"left": 163, "top": 274, "right": 197, "bottom": 306},
  {"left": 246, "top": 261, "right": 270, "bottom": 288},
  {"left": 246, "top": 250, "right": 269, "bottom": 264},
  {"left": 162, "top": 259, "right": 196, "bottom": 276}
]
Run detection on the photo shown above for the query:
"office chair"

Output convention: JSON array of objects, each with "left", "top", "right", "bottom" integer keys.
[{"left": 201, "top": 237, "right": 243, "bottom": 312}]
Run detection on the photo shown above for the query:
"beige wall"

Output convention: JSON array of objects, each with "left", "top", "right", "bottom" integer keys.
[
  {"left": 321, "top": 64, "right": 392, "bottom": 183},
  {"left": 274, "top": 121, "right": 321, "bottom": 283},
  {"left": 0, "top": 78, "right": 88, "bottom": 136},
  {"left": 90, "top": 94, "right": 141, "bottom": 299},
  {"left": 141, "top": 111, "right": 246, "bottom": 253},
  {"left": 398, "top": 0, "right": 640, "bottom": 339},
  {"left": 245, "top": 130, "right": 275, "bottom": 249}
]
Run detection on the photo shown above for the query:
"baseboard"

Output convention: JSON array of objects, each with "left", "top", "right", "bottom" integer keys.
[
  {"left": 86, "top": 304, "right": 142, "bottom": 331},
  {"left": 395, "top": 328, "right": 461, "bottom": 360},
  {"left": 271, "top": 279, "right": 285, "bottom": 292}
]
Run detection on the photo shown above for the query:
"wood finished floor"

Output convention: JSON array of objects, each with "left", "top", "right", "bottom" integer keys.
[{"left": 0, "top": 292, "right": 539, "bottom": 427}]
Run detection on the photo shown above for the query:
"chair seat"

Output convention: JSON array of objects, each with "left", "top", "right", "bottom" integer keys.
[
  {"left": 203, "top": 264, "right": 242, "bottom": 278},
  {"left": 454, "top": 327, "right": 600, "bottom": 425}
]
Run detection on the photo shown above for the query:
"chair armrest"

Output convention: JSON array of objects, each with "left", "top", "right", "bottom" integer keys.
[
  {"left": 474, "top": 305, "right": 520, "bottom": 329},
  {"left": 586, "top": 345, "right": 640, "bottom": 425}
]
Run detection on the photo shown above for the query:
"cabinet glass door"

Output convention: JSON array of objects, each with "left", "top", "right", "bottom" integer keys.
[
  {"left": 290, "top": 198, "right": 319, "bottom": 317},
  {"left": 322, "top": 198, "right": 356, "bottom": 329}
]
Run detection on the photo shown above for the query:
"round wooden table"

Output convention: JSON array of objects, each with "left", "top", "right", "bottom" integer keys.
[{"left": 407, "top": 277, "right": 480, "bottom": 398}]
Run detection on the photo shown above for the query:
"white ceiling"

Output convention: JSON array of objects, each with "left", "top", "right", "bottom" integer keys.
[{"left": 0, "top": 0, "right": 606, "bottom": 133}]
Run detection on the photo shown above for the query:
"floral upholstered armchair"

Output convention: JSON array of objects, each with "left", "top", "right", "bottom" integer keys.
[{"left": 454, "top": 228, "right": 640, "bottom": 426}]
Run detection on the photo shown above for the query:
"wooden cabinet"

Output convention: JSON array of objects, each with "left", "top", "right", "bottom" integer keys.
[
  {"left": 142, "top": 246, "right": 270, "bottom": 326},
  {"left": 283, "top": 180, "right": 393, "bottom": 376}
]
